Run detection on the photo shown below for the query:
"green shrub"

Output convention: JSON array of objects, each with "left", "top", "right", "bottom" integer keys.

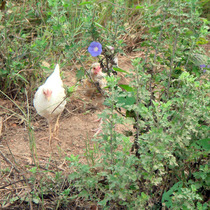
[{"left": 64, "top": 0, "right": 209, "bottom": 209}]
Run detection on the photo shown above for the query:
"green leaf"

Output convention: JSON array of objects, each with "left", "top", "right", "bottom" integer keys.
[
  {"left": 17, "top": 74, "right": 28, "bottom": 83},
  {"left": 67, "top": 85, "right": 76, "bottom": 95},
  {"left": 119, "top": 84, "right": 134, "bottom": 92},
  {"left": 163, "top": 101, "right": 172, "bottom": 108},
  {"left": 32, "top": 198, "right": 40, "bottom": 204},
  {"left": 10, "top": 196, "right": 19, "bottom": 204},
  {"left": 198, "top": 138, "right": 210, "bottom": 151},
  {"left": 162, "top": 181, "right": 183, "bottom": 208},
  {"left": 79, "top": 1, "right": 94, "bottom": 5},
  {"left": 65, "top": 45, "right": 71, "bottom": 50},
  {"left": 136, "top": 5, "right": 143, "bottom": 9},
  {"left": 117, "top": 96, "right": 136, "bottom": 108},
  {"left": 76, "top": 68, "right": 85, "bottom": 80},
  {"left": 79, "top": 189, "right": 89, "bottom": 198},
  {"left": 141, "top": 192, "right": 149, "bottom": 200},
  {"left": 196, "top": 37, "right": 209, "bottom": 45},
  {"left": 113, "top": 67, "right": 128, "bottom": 74},
  {"left": 98, "top": 198, "right": 109, "bottom": 206},
  {"left": 65, "top": 154, "right": 79, "bottom": 162},
  {"left": 94, "top": 22, "right": 104, "bottom": 29},
  {"left": 29, "top": 167, "right": 37, "bottom": 174},
  {"left": 62, "top": 189, "right": 71, "bottom": 196},
  {"left": 80, "top": 164, "right": 90, "bottom": 173},
  {"left": 0, "top": 69, "right": 8, "bottom": 76}
]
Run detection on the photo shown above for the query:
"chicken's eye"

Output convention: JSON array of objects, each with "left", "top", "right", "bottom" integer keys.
[{"left": 93, "top": 67, "right": 96, "bottom": 70}]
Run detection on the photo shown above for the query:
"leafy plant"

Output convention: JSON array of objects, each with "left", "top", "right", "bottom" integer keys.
[{"left": 64, "top": 0, "right": 209, "bottom": 209}]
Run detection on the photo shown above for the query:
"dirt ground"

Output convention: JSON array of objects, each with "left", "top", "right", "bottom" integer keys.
[{"left": 0, "top": 53, "right": 141, "bottom": 174}]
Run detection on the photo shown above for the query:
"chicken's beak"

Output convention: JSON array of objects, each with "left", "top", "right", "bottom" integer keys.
[
  {"left": 94, "top": 66, "right": 101, "bottom": 74},
  {"left": 43, "top": 89, "right": 52, "bottom": 101},
  {"left": 46, "top": 96, "right": 51, "bottom": 101}
]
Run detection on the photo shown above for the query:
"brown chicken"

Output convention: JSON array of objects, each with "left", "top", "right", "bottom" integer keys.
[
  {"left": 84, "top": 62, "right": 107, "bottom": 97},
  {"left": 83, "top": 63, "right": 107, "bottom": 136}
]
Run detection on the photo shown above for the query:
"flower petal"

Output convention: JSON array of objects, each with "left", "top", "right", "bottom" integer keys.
[
  {"left": 200, "top": 64, "right": 206, "bottom": 68},
  {"left": 88, "top": 41, "right": 102, "bottom": 57}
]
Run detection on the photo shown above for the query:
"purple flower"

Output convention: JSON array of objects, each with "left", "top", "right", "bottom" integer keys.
[
  {"left": 200, "top": 64, "right": 206, "bottom": 68},
  {"left": 88, "top": 41, "right": 102, "bottom": 57}
]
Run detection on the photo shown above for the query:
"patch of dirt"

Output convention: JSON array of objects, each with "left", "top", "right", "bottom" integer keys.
[{"left": 0, "top": 53, "right": 138, "bottom": 174}]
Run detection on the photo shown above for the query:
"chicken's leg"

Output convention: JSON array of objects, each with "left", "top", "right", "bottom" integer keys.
[
  {"left": 45, "top": 114, "right": 62, "bottom": 145},
  {"left": 48, "top": 119, "right": 53, "bottom": 146},
  {"left": 49, "top": 117, "right": 61, "bottom": 146},
  {"left": 39, "top": 119, "right": 59, "bottom": 146},
  {"left": 38, "top": 119, "right": 53, "bottom": 145},
  {"left": 53, "top": 114, "right": 61, "bottom": 137}
]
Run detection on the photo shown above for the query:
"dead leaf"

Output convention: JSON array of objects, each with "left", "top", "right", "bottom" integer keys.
[
  {"left": 11, "top": 123, "right": 17, "bottom": 127},
  {"left": 42, "top": 61, "right": 51, "bottom": 68}
]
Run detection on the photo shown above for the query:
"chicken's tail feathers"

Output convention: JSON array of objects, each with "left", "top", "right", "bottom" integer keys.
[{"left": 54, "top": 64, "right": 60, "bottom": 74}]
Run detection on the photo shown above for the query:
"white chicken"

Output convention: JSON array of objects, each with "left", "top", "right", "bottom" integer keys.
[{"left": 33, "top": 64, "right": 66, "bottom": 145}]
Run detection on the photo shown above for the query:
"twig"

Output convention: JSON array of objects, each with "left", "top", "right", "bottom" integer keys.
[
  {"left": 115, "top": 108, "right": 126, "bottom": 117},
  {"left": 3, "top": 113, "right": 16, "bottom": 122},
  {"left": 0, "top": 90, "right": 26, "bottom": 118},
  {"left": 0, "top": 150, "right": 21, "bottom": 174},
  {"left": 0, "top": 105, "right": 25, "bottom": 124},
  {"left": 0, "top": 179, "right": 25, "bottom": 190},
  {"left": 7, "top": 166, "right": 14, "bottom": 178},
  {"left": 0, "top": 146, "right": 29, "bottom": 191},
  {"left": 0, "top": 116, "right": 2, "bottom": 137},
  {"left": 51, "top": 95, "right": 68, "bottom": 115}
]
